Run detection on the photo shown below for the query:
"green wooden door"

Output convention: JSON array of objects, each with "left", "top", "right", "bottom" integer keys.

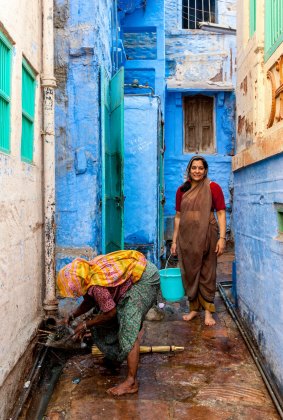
[{"left": 101, "top": 67, "right": 124, "bottom": 253}]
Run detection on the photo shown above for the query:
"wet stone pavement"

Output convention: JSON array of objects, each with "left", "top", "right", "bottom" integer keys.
[{"left": 45, "top": 254, "right": 280, "bottom": 420}]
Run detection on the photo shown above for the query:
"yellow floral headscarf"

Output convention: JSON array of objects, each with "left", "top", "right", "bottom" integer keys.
[{"left": 57, "top": 250, "right": 147, "bottom": 298}]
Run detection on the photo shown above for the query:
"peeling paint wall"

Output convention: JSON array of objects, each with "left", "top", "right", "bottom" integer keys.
[
  {"left": 165, "top": 0, "right": 236, "bottom": 89},
  {"left": 164, "top": 0, "right": 236, "bottom": 239},
  {"left": 0, "top": 0, "right": 44, "bottom": 417},
  {"left": 54, "top": 0, "right": 114, "bottom": 271},
  {"left": 234, "top": 0, "right": 283, "bottom": 393}
]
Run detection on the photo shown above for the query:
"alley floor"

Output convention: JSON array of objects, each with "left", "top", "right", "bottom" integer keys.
[{"left": 44, "top": 254, "right": 280, "bottom": 420}]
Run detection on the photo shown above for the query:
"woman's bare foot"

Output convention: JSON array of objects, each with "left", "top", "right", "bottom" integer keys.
[
  {"left": 182, "top": 311, "right": 198, "bottom": 321},
  {"left": 205, "top": 310, "right": 216, "bottom": 326},
  {"left": 107, "top": 378, "right": 138, "bottom": 396}
]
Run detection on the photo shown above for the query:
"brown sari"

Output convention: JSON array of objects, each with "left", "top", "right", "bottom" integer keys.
[{"left": 177, "top": 178, "right": 218, "bottom": 311}]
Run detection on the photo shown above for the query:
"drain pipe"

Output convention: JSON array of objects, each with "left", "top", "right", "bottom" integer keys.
[
  {"left": 218, "top": 282, "right": 283, "bottom": 418},
  {"left": 42, "top": 0, "right": 58, "bottom": 317}
]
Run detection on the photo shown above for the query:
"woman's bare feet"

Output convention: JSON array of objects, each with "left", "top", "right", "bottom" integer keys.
[
  {"left": 182, "top": 311, "right": 198, "bottom": 321},
  {"left": 204, "top": 310, "right": 216, "bottom": 326},
  {"left": 107, "top": 378, "right": 138, "bottom": 396}
]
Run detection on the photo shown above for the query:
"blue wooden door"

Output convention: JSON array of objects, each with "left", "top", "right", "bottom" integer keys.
[{"left": 101, "top": 67, "right": 124, "bottom": 253}]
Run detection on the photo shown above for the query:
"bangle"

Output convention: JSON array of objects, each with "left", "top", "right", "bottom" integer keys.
[{"left": 220, "top": 237, "right": 226, "bottom": 240}]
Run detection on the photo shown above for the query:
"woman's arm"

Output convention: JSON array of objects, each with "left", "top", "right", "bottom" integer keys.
[
  {"left": 66, "top": 296, "right": 95, "bottom": 324},
  {"left": 73, "top": 308, "right": 117, "bottom": 339},
  {"left": 170, "top": 211, "right": 180, "bottom": 255},
  {"left": 215, "top": 209, "right": 226, "bottom": 256}
]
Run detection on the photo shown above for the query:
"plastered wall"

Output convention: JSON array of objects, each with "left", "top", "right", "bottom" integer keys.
[{"left": 0, "top": 0, "right": 43, "bottom": 417}]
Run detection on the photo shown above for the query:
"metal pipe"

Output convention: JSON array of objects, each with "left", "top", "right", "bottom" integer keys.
[
  {"left": 218, "top": 282, "right": 283, "bottom": 419},
  {"left": 10, "top": 346, "right": 49, "bottom": 419},
  {"left": 124, "top": 83, "right": 155, "bottom": 96},
  {"left": 42, "top": 0, "right": 58, "bottom": 316}
]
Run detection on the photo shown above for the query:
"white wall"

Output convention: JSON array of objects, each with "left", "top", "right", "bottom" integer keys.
[{"left": 0, "top": 0, "right": 44, "bottom": 417}]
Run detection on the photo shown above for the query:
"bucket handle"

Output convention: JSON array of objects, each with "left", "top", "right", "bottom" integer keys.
[{"left": 165, "top": 253, "right": 174, "bottom": 272}]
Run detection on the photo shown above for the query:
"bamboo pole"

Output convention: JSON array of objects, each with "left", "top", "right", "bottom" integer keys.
[{"left": 91, "top": 345, "right": 184, "bottom": 356}]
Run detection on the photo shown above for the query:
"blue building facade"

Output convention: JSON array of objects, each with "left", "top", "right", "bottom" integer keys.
[
  {"left": 54, "top": 0, "right": 117, "bottom": 270},
  {"left": 234, "top": 0, "right": 283, "bottom": 393},
  {"left": 164, "top": 0, "right": 236, "bottom": 241}
]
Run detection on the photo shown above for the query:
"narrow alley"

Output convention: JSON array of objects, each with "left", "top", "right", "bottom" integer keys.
[
  {"left": 19, "top": 255, "right": 280, "bottom": 419},
  {"left": 1, "top": 0, "right": 283, "bottom": 419}
]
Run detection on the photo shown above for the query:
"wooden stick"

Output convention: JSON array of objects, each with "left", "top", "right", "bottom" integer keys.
[{"left": 91, "top": 345, "right": 184, "bottom": 356}]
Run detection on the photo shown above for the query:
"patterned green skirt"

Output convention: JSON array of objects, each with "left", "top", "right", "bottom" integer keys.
[{"left": 91, "top": 261, "right": 160, "bottom": 362}]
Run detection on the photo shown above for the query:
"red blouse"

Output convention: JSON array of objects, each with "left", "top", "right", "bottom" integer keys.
[{"left": 175, "top": 181, "right": 226, "bottom": 212}]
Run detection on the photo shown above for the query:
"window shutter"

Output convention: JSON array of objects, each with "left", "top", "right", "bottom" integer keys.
[
  {"left": 249, "top": 0, "right": 256, "bottom": 38},
  {"left": 184, "top": 95, "right": 214, "bottom": 153},
  {"left": 0, "top": 32, "right": 12, "bottom": 153},
  {"left": 21, "top": 60, "right": 36, "bottom": 162},
  {"left": 265, "top": 0, "right": 283, "bottom": 60}
]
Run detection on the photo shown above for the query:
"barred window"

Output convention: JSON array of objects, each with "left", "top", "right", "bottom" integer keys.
[{"left": 182, "top": 0, "right": 216, "bottom": 29}]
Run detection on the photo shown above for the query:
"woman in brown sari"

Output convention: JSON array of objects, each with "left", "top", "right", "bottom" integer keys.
[{"left": 170, "top": 156, "right": 226, "bottom": 326}]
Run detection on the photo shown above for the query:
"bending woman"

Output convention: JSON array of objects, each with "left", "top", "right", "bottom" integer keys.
[
  {"left": 57, "top": 250, "right": 160, "bottom": 395},
  {"left": 170, "top": 156, "right": 226, "bottom": 326}
]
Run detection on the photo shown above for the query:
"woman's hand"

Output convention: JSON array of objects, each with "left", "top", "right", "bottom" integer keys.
[
  {"left": 170, "top": 242, "right": 177, "bottom": 255},
  {"left": 72, "top": 321, "right": 88, "bottom": 341},
  {"left": 215, "top": 238, "right": 226, "bottom": 256}
]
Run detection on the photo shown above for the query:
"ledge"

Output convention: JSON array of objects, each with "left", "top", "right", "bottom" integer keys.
[{"left": 232, "top": 132, "right": 283, "bottom": 171}]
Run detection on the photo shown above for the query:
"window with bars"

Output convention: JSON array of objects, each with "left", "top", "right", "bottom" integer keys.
[
  {"left": 21, "top": 60, "right": 36, "bottom": 162},
  {"left": 183, "top": 95, "right": 215, "bottom": 153},
  {"left": 265, "top": 0, "right": 283, "bottom": 60},
  {"left": 182, "top": 0, "right": 216, "bottom": 29},
  {"left": 0, "top": 32, "right": 12, "bottom": 153}
]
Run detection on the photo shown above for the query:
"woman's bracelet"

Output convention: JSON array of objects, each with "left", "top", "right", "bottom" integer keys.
[{"left": 220, "top": 237, "right": 226, "bottom": 240}]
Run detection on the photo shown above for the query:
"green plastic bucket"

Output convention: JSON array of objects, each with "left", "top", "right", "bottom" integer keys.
[{"left": 159, "top": 267, "right": 185, "bottom": 302}]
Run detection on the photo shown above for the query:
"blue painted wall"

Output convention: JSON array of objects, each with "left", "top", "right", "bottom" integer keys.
[
  {"left": 233, "top": 153, "right": 283, "bottom": 393},
  {"left": 163, "top": 0, "right": 236, "bottom": 239},
  {"left": 164, "top": 90, "right": 235, "bottom": 238},
  {"left": 124, "top": 95, "right": 161, "bottom": 265},
  {"left": 54, "top": 0, "right": 114, "bottom": 271},
  {"left": 120, "top": 0, "right": 165, "bottom": 107}
]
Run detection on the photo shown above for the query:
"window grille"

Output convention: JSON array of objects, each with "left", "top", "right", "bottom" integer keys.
[
  {"left": 182, "top": 0, "right": 216, "bottom": 30},
  {"left": 21, "top": 60, "right": 36, "bottom": 162},
  {"left": 0, "top": 32, "right": 12, "bottom": 153},
  {"left": 265, "top": 0, "right": 283, "bottom": 61}
]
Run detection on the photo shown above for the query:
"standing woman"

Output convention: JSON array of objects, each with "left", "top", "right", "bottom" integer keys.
[{"left": 170, "top": 156, "right": 226, "bottom": 326}]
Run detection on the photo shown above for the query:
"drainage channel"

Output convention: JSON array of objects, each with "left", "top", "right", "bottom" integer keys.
[
  {"left": 218, "top": 281, "right": 283, "bottom": 420},
  {"left": 10, "top": 344, "right": 87, "bottom": 420}
]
